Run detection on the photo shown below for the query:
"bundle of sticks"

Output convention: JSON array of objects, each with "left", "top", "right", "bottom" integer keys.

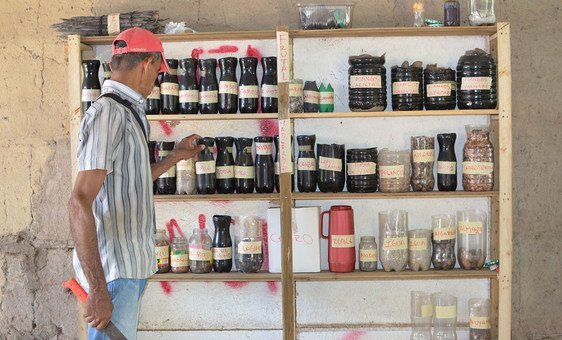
[{"left": 52, "top": 10, "right": 160, "bottom": 36}]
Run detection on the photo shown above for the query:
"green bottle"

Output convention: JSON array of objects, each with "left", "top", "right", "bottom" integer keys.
[{"left": 319, "top": 83, "right": 334, "bottom": 112}]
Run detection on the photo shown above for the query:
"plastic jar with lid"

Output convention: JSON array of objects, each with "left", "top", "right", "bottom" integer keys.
[
  {"left": 463, "top": 125, "right": 494, "bottom": 192},
  {"left": 170, "top": 236, "right": 189, "bottom": 273},
  {"left": 378, "top": 149, "right": 410, "bottom": 193},
  {"left": 154, "top": 229, "right": 170, "bottom": 273},
  {"left": 358, "top": 236, "right": 377, "bottom": 272},
  {"left": 235, "top": 216, "right": 263, "bottom": 273},
  {"left": 188, "top": 228, "right": 213, "bottom": 274}
]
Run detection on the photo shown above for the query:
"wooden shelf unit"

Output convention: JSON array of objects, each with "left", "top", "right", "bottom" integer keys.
[
  {"left": 149, "top": 271, "right": 281, "bottom": 282},
  {"left": 153, "top": 193, "right": 279, "bottom": 202},
  {"left": 147, "top": 113, "right": 278, "bottom": 121},
  {"left": 290, "top": 109, "right": 498, "bottom": 119},
  {"left": 294, "top": 269, "right": 498, "bottom": 282}
]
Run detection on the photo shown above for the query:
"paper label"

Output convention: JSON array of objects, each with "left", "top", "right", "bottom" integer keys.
[
  {"left": 427, "top": 83, "right": 452, "bottom": 97},
  {"left": 212, "top": 247, "right": 232, "bottom": 260},
  {"left": 158, "top": 150, "right": 170, "bottom": 158},
  {"left": 421, "top": 304, "right": 434, "bottom": 318},
  {"left": 393, "top": 81, "right": 420, "bottom": 95},
  {"left": 459, "top": 221, "right": 484, "bottom": 235},
  {"left": 298, "top": 158, "right": 316, "bottom": 171},
  {"left": 382, "top": 236, "right": 408, "bottom": 250},
  {"left": 239, "top": 85, "right": 259, "bottom": 99},
  {"left": 238, "top": 241, "right": 262, "bottom": 254},
  {"left": 350, "top": 75, "right": 382, "bottom": 89},
  {"left": 331, "top": 234, "right": 355, "bottom": 248},
  {"left": 289, "top": 83, "right": 303, "bottom": 97},
  {"left": 276, "top": 31, "right": 291, "bottom": 83},
  {"left": 303, "top": 90, "right": 319, "bottom": 104},
  {"left": 319, "top": 91, "right": 334, "bottom": 104},
  {"left": 219, "top": 81, "right": 238, "bottom": 95},
  {"left": 103, "top": 71, "right": 112, "bottom": 78},
  {"left": 159, "top": 166, "right": 176, "bottom": 178},
  {"left": 171, "top": 252, "right": 188, "bottom": 267},
  {"left": 318, "top": 156, "right": 342, "bottom": 172},
  {"left": 155, "top": 245, "right": 169, "bottom": 262},
  {"left": 179, "top": 89, "right": 199, "bottom": 103},
  {"left": 148, "top": 86, "right": 160, "bottom": 100},
  {"left": 435, "top": 305, "right": 457, "bottom": 319},
  {"left": 107, "top": 13, "right": 120, "bottom": 35},
  {"left": 82, "top": 89, "right": 100, "bottom": 102},
  {"left": 409, "top": 237, "right": 429, "bottom": 250},
  {"left": 413, "top": 149, "right": 435, "bottom": 163},
  {"left": 216, "top": 165, "right": 234, "bottom": 179},
  {"left": 348, "top": 162, "right": 377, "bottom": 176},
  {"left": 438, "top": 161, "right": 457, "bottom": 175},
  {"left": 160, "top": 82, "right": 179, "bottom": 96},
  {"left": 235, "top": 166, "right": 254, "bottom": 179},
  {"left": 433, "top": 227, "right": 456, "bottom": 240},
  {"left": 463, "top": 161, "right": 494, "bottom": 175},
  {"left": 199, "top": 90, "right": 218, "bottom": 104},
  {"left": 298, "top": 145, "right": 312, "bottom": 152},
  {"left": 379, "top": 165, "right": 405, "bottom": 179},
  {"left": 261, "top": 84, "right": 278, "bottom": 98},
  {"left": 359, "top": 249, "right": 377, "bottom": 262},
  {"left": 461, "top": 77, "right": 492, "bottom": 90},
  {"left": 195, "top": 160, "right": 216, "bottom": 175},
  {"left": 255, "top": 142, "right": 273, "bottom": 155},
  {"left": 188, "top": 246, "right": 212, "bottom": 261},
  {"left": 177, "top": 159, "right": 194, "bottom": 172},
  {"left": 167, "top": 69, "right": 178, "bottom": 76},
  {"left": 470, "top": 317, "right": 491, "bottom": 330}
]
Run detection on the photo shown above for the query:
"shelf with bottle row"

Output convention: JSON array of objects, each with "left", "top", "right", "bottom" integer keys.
[
  {"left": 290, "top": 109, "right": 499, "bottom": 119},
  {"left": 153, "top": 193, "right": 280, "bottom": 202},
  {"left": 294, "top": 269, "right": 497, "bottom": 282},
  {"left": 146, "top": 113, "right": 278, "bottom": 121},
  {"left": 149, "top": 271, "right": 281, "bottom": 282}
]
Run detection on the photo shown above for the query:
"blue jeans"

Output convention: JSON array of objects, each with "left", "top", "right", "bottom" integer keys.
[{"left": 88, "top": 278, "right": 148, "bottom": 340}]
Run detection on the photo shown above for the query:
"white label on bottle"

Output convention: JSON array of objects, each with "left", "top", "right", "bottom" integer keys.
[
  {"left": 82, "top": 89, "right": 100, "bottom": 102},
  {"left": 348, "top": 162, "right": 377, "bottom": 176},
  {"left": 189, "top": 246, "right": 212, "bottom": 261},
  {"left": 379, "top": 165, "right": 405, "bottom": 179},
  {"left": 171, "top": 253, "right": 188, "bottom": 267},
  {"left": 298, "top": 158, "right": 316, "bottom": 171},
  {"left": 303, "top": 90, "right": 319, "bottom": 104},
  {"left": 160, "top": 82, "right": 179, "bottom": 96},
  {"left": 107, "top": 13, "right": 120, "bottom": 36},
  {"left": 470, "top": 317, "right": 491, "bottom": 330},
  {"left": 412, "top": 149, "right": 435, "bottom": 163},
  {"left": 216, "top": 165, "right": 234, "bottom": 179},
  {"left": 421, "top": 305, "right": 434, "bottom": 318},
  {"left": 319, "top": 91, "right": 334, "bottom": 104},
  {"left": 463, "top": 161, "right": 494, "bottom": 175},
  {"left": 435, "top": 305, "right": 457, "bottom": 319},
  {"left": 331, "top": 234, "right": 355, "bottom": 248},
  {"left": 461, "top": 77, "right": 492, "bottom": 90},
  {"left": 238, "top": 241, "right": 262, "bottom": 254},
  {"left": 167, "top": 68, "right": 178, "bottom": 76},
  {"left": 359, "top": 249, "right": 377, "bottom": 262},
  {"left": 427, "top": 83, "right": 452, "bottom": 97},
  {"left": 393, "top": 81, "right": 420, "bottom": 95},
  {"left": 289, "top": 83, "right": 303, "bottom": 97},
  {"left": 212, "top": 247, "right": 233, "bottom": 260},
  {"left": 158, "top": 150, "right": 170, "bottom": 158},
  {"left": 350, "top": 75, "right": 382, "bottom": 89},
  {"left": 179, "top": 89, "right": 199, "bottom": 103},
  {"left": 159, "top": 165, "right": 176, "bottom": 178},
  {"left": 235, "top": 166, "right": 254, "bottom": 179},
  {"left": 459, "top": 221, "right": 484, "bottom": 235},
  {"left": 155, "top": 245, "right": 169, "bottom": 260},
  {"left": 298, "top": 145, "right": 312, "bottom": 152},
  {"left": 148, "top": 86, "right": 160, "bottom": 100},
  {"left": 261, "top": 84, "right": 278, "bottom": 98},
  {"left": 438, "top": 161, "right": 457, "bottom": 175},
  {"left": 219, "top": 81, "right": 238, "bottom": 95},
  {"left": 409, "top": 238, "right": 429, "bottom": 251},
  {"left": 103, "top": 71, "right": 112, "bottom": 78},
  {"left": 177, "top": 159, "right": 194, "bottom": 172},
  {"left": 255, "top": 142, "right": 273, "bottom": 155},
  {"left": 196, "top": 160, "right": 216, "bottom": 175},
  {"left": 318, "top": 156, "right": 342, "bottom": 172},
  {"left": 239, "top": 85, "right": 259, "bottom": 99},
  {"left": 199, "top": 90, "right": 218, "bottom": 104},
  {"left": 433, "top": 227, "right": 456, "bottom": 241},
  {"left": 382, "top": 236, "right": 408, "bottom": 250}
]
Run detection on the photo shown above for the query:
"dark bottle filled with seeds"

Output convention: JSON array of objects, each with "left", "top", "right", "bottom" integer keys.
[
  {"left": 195, "top": 137, "right": 216, "bottom": 194},
  {"left": 254, "top": 136, "right": 275, "bottom": 193},
  {"left": 274, "top": 135, "right": 294, "bottom": 193},
  {"left": 212, "top": 215, "right": 233, "bottom": 273},
  {"left": 437, "top": 133, "right": 457, "bottom": 191},
  {"left": 218, "top": 57, "right": 238, "bottom": 114},
  {"left": 199, "top": 58, "right": 219, "bottom": 114},
  {"left": 347, "top": 148, "right": 378, "bottom": 193},
  {"left": 391, "top": 61, "right": 424, "bottom": 111},
  {"left": 179, "top": 58, "right": 199, "bottom": 114},
  {"left": 148, "top": 141, "right": 158, "bottom": 194},
  {"left": 146, "top": 77, "right": 161, "bottom": 115},
  {"left": 317, "top": 144, "right": 346, "bottom": 193},
  {"left": 81, "top": 60, "right": 101, "bottom": 113},
  {"left": 235, "top": 137, "right": 255, "bottom": 193},
  {"left": 297, "top": 135, "right": 318, "bottom": 192},
  {"left": 215, "top": 137, "right": 235, "bottom": 194},
  {"left": 457, "top": 49, "right": 497, "bottom": 109},
  {"left": 102, "top": 62, "right": 112, "bottom": 84},
  {"left": 160, "top": 59, "right": 179, "bottom": 114},
  {"left": 156, "top": 141, "right": 176, "bottom": 195},
  {"left": 303, "top": 81, "right": 319, "bottom": 113},
  {"left": 424, "top": 65, "right": 456, "bottom": 110},
  {"left": 348, "top": 54, "right": 387, "bottom": 112},
  {"left": 238, "top": 57, "right": 259, "bottom": 113},
  {"left": 261, "top": 57, "right": 278, "bottom": 113}
]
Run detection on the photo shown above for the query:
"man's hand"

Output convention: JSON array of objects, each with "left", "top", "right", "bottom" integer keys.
[
  {"left": 84, "top": 289, "right": 113, "bottom": 330},
  {"left": 171, "top": 134, "right": 204, "bottom": 161}
]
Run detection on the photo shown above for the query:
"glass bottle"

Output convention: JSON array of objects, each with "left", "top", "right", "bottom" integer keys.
[
  {"left": 212, "top": 215, "right": 233, "bottom": 273},
  {"left": 297, "top": 135, "right": 318, "bottom": 192},
  {"left": 303, "top": 81, "right": 319, "bottom": 113},
  {"left": 254, "top": 136, "right": 275, "bottom": 193},
  {"left": 469, "top": 0, "right": 496, "bottom": 26},
  {"left": 412, "top": 2, "right": 426, "bottom": 27},
  {"left": 156, "top": 141, "right": 176, "bottom": 195},
  {"left": 215, "top": 137, "right": 235, "bottom": 194},
  {"left": 155, "top": 229, "right": 170, "bottom": 273},
  {"left": 317, "top": 143, "right": 346, "bottom": 193},
  {"left": 469, "top": 298, "right": 492, "bottom": 340},
  {"left": 411, "top": 291, "right": 433, "bottom": 340},
  {"left": 408, "top": 229, "right": 432, "bottom": 271},
  {"left": 199, "top": 58, "right": 219, "bottom": 114},
  {"left": 146, "top": 77, "right": 161, "bottom": 115},
  {"left": 359, "top": 236, "right": 377, "bottom": 272},
  {"left": 431, "top": 214, "right": 457, "bottom": 270},
  {"left": 437, "top": 133, "right": 457, "bottom": 191},
  {"left": 170, "top": 236, "right": 188, "bottom": 273},
  {"left": 235, "top": 137, "right": 255, "bottom": 193},
  {"left": 238, "top": 57, "right": 259, "bottom": 113},
  {"left": 102, "top": 62, "right": 112, "bottom": 84},
  {"left": 160, "top": 59, "right": 179, "bottom": 114},
  {"left": 218, "top": 57, "right": 238, "bottom": 114},
  {"left": 261, "top": 56, "right": 278, "bottom": 113},
  {"left": 188, "top": 228, "right": 213, "bottom": 274},
  {"left": 432, "top": 293, "right": 458, "bottom": 340},
  {"left": 457, "top": 210, "right": 487, "bottom": 270},
  {"left": 195, "top": 137, "right": 216, "bottom": 194},
  {"left": 463, "top": 125, "right": 494, "bottom": 191},
  {"left": 81, "top": 60, "right": 101, "bottom": 113},
  {"left": 348, "top": 54, "right": 387, "bottom": 112},
  {"left": 444, "top": 0, "right": 460, "bottom": 26},
  {"left": 235, "top": 216, "right": 263, "bottom": 273},
  {"left": 274, "top": 135, "right": 294, "bottom": 193},
  {"left": 346, "top": 148, "right": 378, "bottom": 193},
  {"left": 379, "top": 210, "right": 409, "bottom": 272},
  {"left": 410, "top": 136, "right": 435, "bottom": 192},
  {"left": 456, "top": 49, "right": 497, "bottom": 110},
  {"left": 179, "top": 58, "right": 199, "bottom": 114}
]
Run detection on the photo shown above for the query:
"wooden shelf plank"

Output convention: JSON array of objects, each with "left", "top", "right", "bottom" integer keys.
[
  {"left": 150, "top": 271, "right": 280, "bottom": 282},
  {"left": 294, "top": 269, "right": 497, "bottom": 282},
  {"left": 147, "top": 113, "right": 277, "bottom": 121},
  {"left": 290, "top": 26, "right": 498, "bottom": 38},
  {"left": 290, "top": 110, "right": 498, "bottom": 119},
  {"left": 154, "top": 193, "right": 280, "bottom": 202},
  {"left": 293, "top": 191, "right": 498, "bottom": 200}
]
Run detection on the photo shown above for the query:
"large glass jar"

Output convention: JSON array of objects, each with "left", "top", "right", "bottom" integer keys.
[
  {"left": 379, "top": 210, "right": 408, "bottom": 272},
  {"left": 359, "top": 236, "right": 377, "bottom": 272},
  {"left": 462, "top": 125, "right": 494, "bottom": 192},
  {"left": 469, "top": 0, "right": 496, "bottom": 26},
  {"left": 408, "top": 229, "right": 431, "bottom": 271},
  {"left": 469, "top": 298, "right": 492, "bottom": 340},
  {"left": 431, "top": 214, "right": 457, "bottom": 270},
  {"left": 378, "top": 149, "right": 410, "bottom": 193},
  {"left": 432, "top": 293, "right": 458, "bottom": 340},
  {"left": 346, "top": 148, "right": 378, "bottom": 193},
  {"left": 458, "top": 210, "right": 487, "bottom": 270},
  {"left": 188, "top": 228, "right": 213, "bottom": 274},
  {"left": 170, "top": 236, "right": 189, "bottom": 273},
  {"left": 154, "top": 229, "right": 170, "bottom": 273},
  {"left": 235, "top": 216, "right": 263, "bottom": 273},
  {"left": 410, "top": 291, "right": 432, "bottom": 340},
  {"left": 457, "top": 49, "right": 497, "bottom": 109},
  {"left": 348, "top": 54, "right": 387, "bottom": 112},
  {"left": 411, "top": 136, "right": 435, "bottom": 192}
]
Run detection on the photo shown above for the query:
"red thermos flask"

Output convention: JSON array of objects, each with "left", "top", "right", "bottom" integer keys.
[{"left": 321, "top": 205, "right": 356, "bottom": 273}]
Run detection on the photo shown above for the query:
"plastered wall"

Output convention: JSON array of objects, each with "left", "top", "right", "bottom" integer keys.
[{"left": 0, "top": 1, "right": 560, "bottom": 339}]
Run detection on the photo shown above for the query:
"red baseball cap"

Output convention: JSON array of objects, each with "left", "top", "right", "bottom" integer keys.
[{"left": 112, "top": 27, "right": 170, "bottom": 73}]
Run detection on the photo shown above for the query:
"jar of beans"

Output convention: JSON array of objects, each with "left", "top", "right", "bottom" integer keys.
[{"left": 462, "top": 125, "right": 494, "bottom": 192}]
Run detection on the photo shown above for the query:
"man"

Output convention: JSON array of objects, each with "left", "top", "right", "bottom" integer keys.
[{"left": 68, "top": 27, "right": 203, "bottom": 339}]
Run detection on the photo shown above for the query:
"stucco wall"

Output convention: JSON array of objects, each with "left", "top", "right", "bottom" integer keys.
[{"left": 0, "top": 0, "right": 560, "bottom": 339}]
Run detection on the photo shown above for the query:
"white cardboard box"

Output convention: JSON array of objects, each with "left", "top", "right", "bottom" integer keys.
[{"left": 267, "top": 207, "right": 321, "bottom": 273}]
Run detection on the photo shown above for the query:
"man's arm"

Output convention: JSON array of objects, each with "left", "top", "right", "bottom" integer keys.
[
  {"left": 150, "top": 134, "right": 204, "bottom": 181},
  {"left": 68, "top": 169, "right": 113, "bottom": 331}
]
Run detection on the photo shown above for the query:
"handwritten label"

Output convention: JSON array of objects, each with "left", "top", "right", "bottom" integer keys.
[
  {"left": 195, "top": 160, "right": 216, "bottom": 175},
  {"left": 155, "top": 245, "right": 169, "bottom": 263},
  {"left": 107, "top": 13, "right": 120, "bottom": 35},
  {"left": 289, "top": 83, "right": 303, "bottom": 97},
  {"left": 239, "top": 85, "right": 259, "bottom": 99},
  {"left": 348, "top": 162, "right": 376, "bottom": 176},
  {"left": 359, "top": 249, "right": 377, "bottom": 262},
  {"left": 158, "top": 150, "right": 170, "bottom": 158},
  {"left": 303, "top": 90, "right": 319, "bottom": 104},
  {"left": 421, "top": 304, "right": 433, "bottom": 318},
  {"left": 160, "top": 82, "right": 179, "bottom": 96},
  {"left": 379, "top": 165, "right": 405, "bottom": 179},
  {"left": 216, "top": 165, "right": 234, "bottom": 179},
  {"left": 319, "top": 91, "right": 334, "bottom": 104},
  {"left": 179, "top": 89, "right": 199, "bottom": 103},
  {"left": 409, "top": 237, "right": 429, "bottom": 251},
  {"left": 82, "top": 89, "right": 100, "bottom": 102},
  {"left": 167, "top": 68, "right": 178, "bottom": 76},
  {"left": 470, "top": 317, "right": 491, "bottom": 330},
  {"left": 261, "top": 84, "right": 278, "bottom": 98},
  {"left": 435, "top": 305, "right": 457, "bottom": 319},
  {"left": 235, "top": 166, "right": 254, "bottom": 179},
  {"left": 298, "top": 158, "right": 316, "bottom": 171},
  {"left": 413, "top": 149, "right": 435, "bottom": 163},
  {"left": 270, "top": 232, "right": 314, "bottom": 245},
  {"left": 382, "top": 236, "right": 408, "bottom": 250},
  {"left": 319, "top": 156, "right": 342, "bottom": 172},
  {"left": 177, "top": 159, "right": 194, "bottom": 172},
  {"left": 212, "top": 247, "right": 232, "bottom": 260},
  {"left": 427, "top": 83, "right": 452, "bottom": 97},
  {"left": 433, "top": 227, "right": 456, "bottom": 241},
  {"left": 461, "top": 77, "right": 492, "bottom": 90},
  {"left": 331, "top": 234, "right": 355, "bottom": 248},
  {"left": 463, "top": 161, "right": 493, "bottom": 175},
  {"left": 255, "top": 142, "right": 273, "bottom": 155},
  {"left": 393, "top": 81, "right": 420, "bottom": 95},
  {"left": 159, "top": 166, "right": 176, "bottom": 179},
  {"left": 350, "top": 75, "right": 381, "bottom": 89},
  {"left": 278, "top": 119, "right": 292, "bottom": 174},
  {"left": 276, "top": 31, "right": 290, "bottom": 83},
  {"left": 199, "top": 90, "right": 218, "bottom": 104},
  {"left": 238, "top": 241, "right": 262, "bottom": 254},
  {"left": 459, "top": 221, "right": 484, "bottom": 235},
  {"left": 438, "top": 161, "right": 456, "bottom": 175},
  {"left": 171, "top": 252, "right": 188, "bottom": 267},
  {"left": 219, "top": 81, "right": 238, "bottom": 95},
  {"left": 189, "top": 246, "right": 212, "bottom": 261},
  {"left": 148, "top": 86, "right": 160, "bottom": 100},
  {"left": 103, "top": 71, "right": 112, "bottom": 78}
]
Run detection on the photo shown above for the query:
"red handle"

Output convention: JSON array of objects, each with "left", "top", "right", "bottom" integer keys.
[
  {"left": 320, "top": 210, "right": 330, "bottom": 240},
  {"left": 63, "top": 278, "right": 88, "bottom": 304}
]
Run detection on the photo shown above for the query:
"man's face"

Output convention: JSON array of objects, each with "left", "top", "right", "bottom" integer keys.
[{"left": 139, "top": 56, "right": 161, "bottom": 98}]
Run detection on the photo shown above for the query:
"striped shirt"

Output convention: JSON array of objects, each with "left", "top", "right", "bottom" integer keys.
[{"left": 73, "top": 80, "right": 156, "bottom": 289}]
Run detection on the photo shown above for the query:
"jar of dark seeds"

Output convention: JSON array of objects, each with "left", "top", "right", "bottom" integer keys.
[
  {"left": 469, "top": 298, "right": 492, "bottom": 340},
  {"left": 289, "top": 79, "right": 303, "bottom": 113},
  {"left": 411, "top": 136, "right": 435, "bottom": 192},
  {"left": 188, "top": 228, "right": 213, "bottom": 274},
  {"left": 359, "top": 236, "right": 377, "bottom": 272},
  {"left": 463, "top": 125, "right": 494, "bottom": 192},
  {"left": 379, "top": 210, "right": 408, "bottom": 272},
  {"left": 235, "top": 216, "right": 264, "bottom": 273},
  {"left": 431, "top": 214, "right": 456, "bottom": 270},
  {"left": 457, "top": 210, "right": 487, "bottom": 270},
  {"left": 408, "top": 229, "right": 431, "bottom": 271}
]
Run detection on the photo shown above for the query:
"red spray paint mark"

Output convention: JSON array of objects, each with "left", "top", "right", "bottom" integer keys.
[
  {"left": 258, "top": 119, "right": 279, "bottom": 137},
  {"left": 191, "top": 48, "right": 204, "bottom": 59},
  {"left": 267, "top": 281, "right": 279, "bottom": 295},
  {"left": 208, "top": 45, "right": 239, "bottom": 54},
  {"left": 224, "top": 281, "right": 249, "bottom": 289},
  {"left": 246, "top": 45, "right": 263, "bottom": 113},
  {"left": 158, "top": 121, "right": 173, "bottom": 136},
  {"left": 261, "top": 220, "right": 269, "bottom": 271},
  {"left": 342, "top": 331, "right": 366, "bottom": 340},
  {"left": 165, "top": 218, "right": 186, "bottom": 243},
  {"left": 198, "top": 214, "right": 206, "bottom": 229},
  {"left": 160, "top": 281, "right": 172, "bottom": 295}
]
